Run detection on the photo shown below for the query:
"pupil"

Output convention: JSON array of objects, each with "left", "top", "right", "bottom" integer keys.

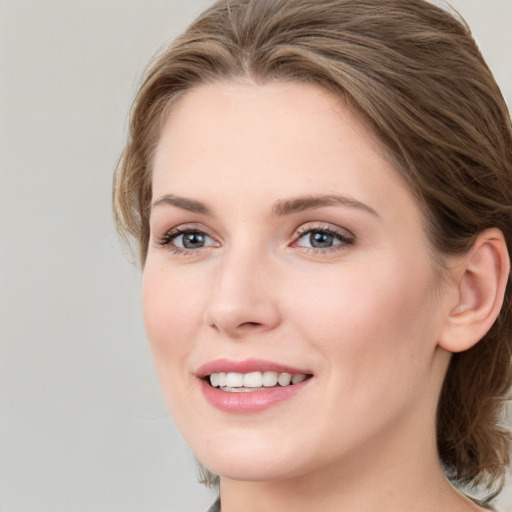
[
  {"left": 183, "top": 232, "right": 205, "bottom": 248},
  {"left": 310, "top": 232, "right": 333, "bottom": 248}
]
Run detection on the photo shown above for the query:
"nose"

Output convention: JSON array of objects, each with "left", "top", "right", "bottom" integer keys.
[{"left": 203, "top": 248, "right": 281, "bottom": 339}]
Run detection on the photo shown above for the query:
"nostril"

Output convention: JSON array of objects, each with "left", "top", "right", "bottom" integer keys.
[{"left": 238, "top": 321, "right": 263, "bottom": 329}]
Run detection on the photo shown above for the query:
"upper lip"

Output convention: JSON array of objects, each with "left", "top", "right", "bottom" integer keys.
[{"left": 196, "top": 358, "right": 312, "bottom": 378}]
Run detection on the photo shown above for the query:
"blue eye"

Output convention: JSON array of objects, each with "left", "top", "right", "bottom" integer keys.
[
  {"left": 173, "top": 231, "right": 213, "bottom": 249},
  {"left": 295, "top": 227, "right": 353, "bottom": 250},
  {"left": 306, "top": 231, "right": 338, "bottom": 248},
  {"left": 158, "top": 228, "right": 216, "bottom": 251}
]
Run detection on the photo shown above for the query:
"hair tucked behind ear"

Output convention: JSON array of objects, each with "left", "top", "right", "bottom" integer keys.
[{"left": 114, "top": 0, "right": 512, "bottom": 494}]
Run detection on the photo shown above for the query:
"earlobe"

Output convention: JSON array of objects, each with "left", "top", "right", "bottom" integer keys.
[{"left": 438, "top": 228, "right": 510, "bottom": 353}]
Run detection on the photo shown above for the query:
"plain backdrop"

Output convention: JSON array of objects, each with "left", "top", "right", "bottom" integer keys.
[{"left": 1, "top": 1, "right": 511, "bottom": 511}]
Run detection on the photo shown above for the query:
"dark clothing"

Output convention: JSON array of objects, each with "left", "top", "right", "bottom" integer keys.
[{"left": 206, "top": 497, "right": 221, "bottom": 512}]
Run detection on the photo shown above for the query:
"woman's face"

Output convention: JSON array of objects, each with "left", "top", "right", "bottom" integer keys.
[{"left": 143, "top": 81, "right": 453, "bottom": 482}]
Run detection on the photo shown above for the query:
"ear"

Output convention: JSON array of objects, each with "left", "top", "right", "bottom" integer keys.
[{"left": 438, "top": 228, "right": 510, "bottom": 353}]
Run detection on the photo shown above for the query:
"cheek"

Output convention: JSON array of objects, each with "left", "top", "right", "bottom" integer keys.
[
  {"left": 141, "top": 267, "right": 204, "bottom": 372},
  {"left": 289, "top": 257, "right": 438, "bottom": 376},
  {"left": 286, "top": 260, "right": 441, "bottom": 446},
  {"left": 141, "top": 266, "right": 211, "bottom": 428}
]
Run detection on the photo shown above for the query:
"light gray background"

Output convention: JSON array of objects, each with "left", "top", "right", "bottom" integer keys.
[{"left": 1, "top": 1, "right": 511, "bottom": 511}]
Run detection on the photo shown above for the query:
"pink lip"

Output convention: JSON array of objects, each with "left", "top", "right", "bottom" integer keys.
[
  {"left": 196, "top": 358, "right": 313, "bottom": 413},
  {"left": 196, "top": 358, "right": 310, "bottom": 378}
]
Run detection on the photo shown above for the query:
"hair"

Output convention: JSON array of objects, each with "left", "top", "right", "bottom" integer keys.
[{"left": 113, "top": 0, "right": 512, "bottom": 494}]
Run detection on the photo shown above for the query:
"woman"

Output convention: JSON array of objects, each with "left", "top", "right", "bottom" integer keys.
[{"left": 113, "top": 0, "right": 512, "bottom": 510}]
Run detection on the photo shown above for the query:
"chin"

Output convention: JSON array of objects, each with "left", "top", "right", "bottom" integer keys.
[
  {"left": 194, "top": 439, "right": 311, "bottom": 483},
  {"left": 203, "top": 458, "right": 305, "bottom": 483}
]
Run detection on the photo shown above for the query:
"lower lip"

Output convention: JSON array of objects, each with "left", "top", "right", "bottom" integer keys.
[{"left": 199, "top": 379, "right": 310, "bottom": 413}]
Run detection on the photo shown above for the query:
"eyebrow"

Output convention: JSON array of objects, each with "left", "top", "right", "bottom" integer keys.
[
  {"left": 273, "top": 195, "right": 379, "bottom": 217},
  {"left": 151, "top": 194, "right": 212, "bottom": 215},
  {"left": 151, "top": 193, "right": 379, "bottom": 218}
]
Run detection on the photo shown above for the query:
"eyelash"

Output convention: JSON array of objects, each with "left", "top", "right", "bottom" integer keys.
[
  {"left": 156, "top": 225, "right": 214, "bottom": 256},
  {"left": 156, "top": 224, "right": 354, "bottom": 255},
  {"left": 293, "top": 225, "right": 355, "bottom": 253}
]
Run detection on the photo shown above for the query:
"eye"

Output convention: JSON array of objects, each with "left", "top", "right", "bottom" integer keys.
[
  {"left": 173, "top": 231, "right": 214, "bottom": 249},
  {"left": 157, "top": 227, "right": 217, "bottom": 252},
  {"left": 294, "top": 226, "right": 354, "bottom": 251}
]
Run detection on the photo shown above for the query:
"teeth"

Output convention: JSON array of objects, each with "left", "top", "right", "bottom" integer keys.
[
  {"left": 216, "top": 372, "right": 227, "bottom": 387},
  {"left": 210, "top": 373, "right": 219, "bottom": 387},
  {"left": 277, "top": 372, "right": 291, "bottom": 386},
  {"left": 208, "top": 371, "right": 308, "bottom": 390},
  {"left": 262, "top": 371, "right": 278, "bottom": 387},
  {"left": 291, "top": 374, "right": 306, "bottom": 385},
  {"left": 225, "top": 372, "right": 244, "bottom": 387},
  {"left": 243, "top": 371, "right": 262, "bottom": 388}
]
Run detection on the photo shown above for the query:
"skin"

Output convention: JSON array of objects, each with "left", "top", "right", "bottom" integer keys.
[{"left": 143, "top": 81, "right": 487, "bottom": 511}]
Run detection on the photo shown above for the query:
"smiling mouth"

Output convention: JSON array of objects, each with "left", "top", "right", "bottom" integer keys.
[{"left": 207, "top": 371, "right": 312, "bottom": 392}]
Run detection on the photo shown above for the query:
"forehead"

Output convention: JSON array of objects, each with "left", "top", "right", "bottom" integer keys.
[{"left": 151, "top": 81, "right": 418, "bottom": 222}]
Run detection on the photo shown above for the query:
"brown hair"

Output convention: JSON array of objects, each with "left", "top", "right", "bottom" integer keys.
[{"left": 113, "top": 0, "right": 512, "bottom": 493}]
